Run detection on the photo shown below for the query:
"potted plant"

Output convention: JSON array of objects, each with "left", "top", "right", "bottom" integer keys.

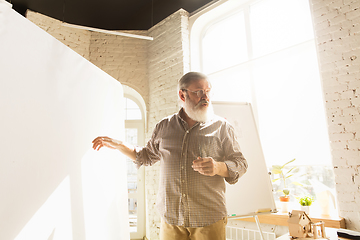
[
  {"left": 271, "top": 158, "right": 300, "bottom": 212},
  {"left": 299, "top": 196, "right": 314, "bottom": 215}
]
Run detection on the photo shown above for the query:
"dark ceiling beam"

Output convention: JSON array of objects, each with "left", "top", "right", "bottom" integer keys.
[{"left": 7, "top": 0, "right": 215, "bottom": 30}]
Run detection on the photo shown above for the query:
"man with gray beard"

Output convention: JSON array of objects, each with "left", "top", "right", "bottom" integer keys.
[{"left": 92, "top": 72, "right": 248, "bottom": 240}]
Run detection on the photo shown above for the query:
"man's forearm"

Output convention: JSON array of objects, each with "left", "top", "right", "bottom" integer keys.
[{"left": 117, "top": 141, "right": 137, "bottom": 161}]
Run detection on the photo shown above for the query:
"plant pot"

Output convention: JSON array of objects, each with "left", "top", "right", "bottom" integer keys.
[
  {"left": 280, "top": 196, "right": 290, "bottom": 202},
  {"left": 280, "top": 196, "right": 290, "bottom": 213},
  {"left": 301, "top": 205, "right": 310, "bottom": 215}
]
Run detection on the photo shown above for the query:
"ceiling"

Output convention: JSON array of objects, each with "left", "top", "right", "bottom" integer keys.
[{"left": 8, "top": 0, "right": 216, "bottom": 30}]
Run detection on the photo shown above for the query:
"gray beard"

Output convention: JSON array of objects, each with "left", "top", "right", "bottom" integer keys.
[{"left": 184, "top": 99, "right": 214, "bottom": 123}]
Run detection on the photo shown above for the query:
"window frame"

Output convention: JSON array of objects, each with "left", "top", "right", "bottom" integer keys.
[
  {"left": 189, "top": 0, "right": 335, "bottom": 205},
  {"left": 123, "top": 86, "right": 146, "bottom": 240},
  {"left": 125, "top": 119, "right": 145, "bottom": 239}
]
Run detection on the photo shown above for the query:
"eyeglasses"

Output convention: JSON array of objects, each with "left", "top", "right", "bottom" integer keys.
[{"left": 182, "top": 89, "right": 212, "bottom": 98}]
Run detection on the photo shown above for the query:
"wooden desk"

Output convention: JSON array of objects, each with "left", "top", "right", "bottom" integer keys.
[{"left": 237, "top": 212, "right": 345, "bottom": 228}]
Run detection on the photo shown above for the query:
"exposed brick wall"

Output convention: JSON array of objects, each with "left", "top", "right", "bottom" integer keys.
[
  {"left": 89, "top": 31, "right": 149, "bottom": 107},
  {"left": 26, "top": 11, "right": 91, "bottom": 60},
  {"left": 145, "top": 9, "right": 190, "bottom": 239},
  {"left": 309, "top": 0, "right": 360, "bottom": 230},
  {"left": 147, "top": 10, "right": 190, "bottom": 126}
]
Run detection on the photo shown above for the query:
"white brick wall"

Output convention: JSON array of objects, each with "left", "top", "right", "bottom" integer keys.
[
  {"left": 89, "top": 31, "right": 149, "bottom": 106},
  {"left": 26, "top": 11, "right": 91, "bottom": 60},
  {"left": 145, "top": 9, "right": 190, "bottom": 239},
  {"left": 309, "top": 0, "right": 360, "bottom": 231}
]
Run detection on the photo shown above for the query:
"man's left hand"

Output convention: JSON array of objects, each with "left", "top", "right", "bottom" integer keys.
[
  {"left": 192, "top": 157, "right": 230, "bottom": 177},
  {"left": 192, "top": 157, "right": 219, "bottom": 176}
]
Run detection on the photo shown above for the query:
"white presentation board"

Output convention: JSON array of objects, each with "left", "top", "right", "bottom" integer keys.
[
  {"left": 0, "top": 2, "right": 129, "bottom": 240},
  {"left": 212, "top": 102, "right": 277, "bottom": 217}
]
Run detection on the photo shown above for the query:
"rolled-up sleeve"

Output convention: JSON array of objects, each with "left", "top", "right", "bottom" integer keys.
[
  {"left": 133, "top": 124, "right": 162, "bottom": 169},
  {"left": 222, "top": 124, "right": 248, "bottom": 184}
]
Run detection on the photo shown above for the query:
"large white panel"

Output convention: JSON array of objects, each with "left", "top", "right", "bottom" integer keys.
[{"left": 0, "top": 1, "right": 129, "bottom": 239}]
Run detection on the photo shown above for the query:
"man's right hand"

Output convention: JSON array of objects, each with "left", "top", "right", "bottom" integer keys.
[
  {"left": 92, "top": 136, "right": 137, "bottom": 160},
  {"left": 92, "top": 136, "right": 121, "bottom": 151}
]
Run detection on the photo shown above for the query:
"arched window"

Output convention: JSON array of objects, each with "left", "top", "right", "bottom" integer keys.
[
  {"left": 190, "top": 0, "right": 335, "bottom": 212},
  {"left": 123, "top": 86, "right": 145, "bottom": 239},
  {"left": 125, "top": 98, "right": 142, "bottom": 120}
]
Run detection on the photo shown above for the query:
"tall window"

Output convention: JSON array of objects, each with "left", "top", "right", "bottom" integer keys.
[
  {"left": 124, "top": 95, "right": 145, "bottom": 239},
  {"left": 191, "top": 0, "right": 335, "bottom": 210}
]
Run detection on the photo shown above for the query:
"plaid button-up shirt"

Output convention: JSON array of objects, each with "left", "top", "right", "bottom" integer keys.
[{"left": 134, "top": 108, "right": 247, "bottom": 227}]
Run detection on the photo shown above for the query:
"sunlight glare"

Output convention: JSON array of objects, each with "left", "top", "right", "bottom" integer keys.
[{"left": 15, "top": 176, "right": 72, "bottom": 240}]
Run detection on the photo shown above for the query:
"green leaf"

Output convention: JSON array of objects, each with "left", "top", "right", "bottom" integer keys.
[
  {"left": 299, "top": 196, "right": 314, "bottom": 206},
  {"left": 271, "top": 165, "right": 282, "bottom": 171},
  {"left": 286, "top": 167, "right": 297, "bottom": 175},
  {"left": 292, "top": 181, "right": 303, "bottom": 186},
  {"left": 285, "top": 174, "right": 294, "bottom": 179},
  {"left": 281, "top": 158, "right": 296, "bottom": 168},
  {"left": 271, "top": 169, "right": 282, "bottom": 174}
]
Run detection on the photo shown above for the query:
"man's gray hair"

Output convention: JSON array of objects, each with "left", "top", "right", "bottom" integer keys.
[{"left": 178, "top": 72, "right": 209, "bottom": 91}]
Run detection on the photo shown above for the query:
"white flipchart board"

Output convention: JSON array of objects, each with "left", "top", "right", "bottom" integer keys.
[
  {"left": 0, "top": 2, "right": 129, "bottom": 240},
  {"left": 212, "top": 102, "right": 277, "bottom": 217}
]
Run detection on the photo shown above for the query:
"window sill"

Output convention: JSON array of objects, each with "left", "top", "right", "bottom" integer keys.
[{"left": 236, "top": 212, "right": 345, "bottom": 228}]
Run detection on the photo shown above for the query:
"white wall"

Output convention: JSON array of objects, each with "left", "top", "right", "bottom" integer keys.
[
  {"left": 26, "top": 11, "right": 91, "bottom": 60},
  {"left": 145, "top": 9, "right": 190, "bottom": 239}
]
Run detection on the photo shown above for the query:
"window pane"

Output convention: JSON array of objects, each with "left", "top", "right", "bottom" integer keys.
[
  {"left": 126, "top": 128, "right": 138, "bottom": 192},
  {"left": 270, "top": 165, "right": 335, "bottom": 214},
  {"left": 126, "top": 128, "right": 138, "bottom": 232},
  {"left": 252, "top": 41, "right": 331, "bottom": 167},
  {"left": 128, "top": 198, "right": 138, "bottom": 232},
  {"left": 250, "top": 0, "right": 314, "bottom": 58},
  {"left": 126, "top": 109, "right": 142, "bottom": 120},
  {"left": 126, "top": 98, "right": 138, "bottom": 108},
  {"left": 202, "top": 11, "right": 248, "bottom": 74},
  {"left": 195, "top": 0, "right": 335, "bottom": 213},
  {"left": 209, "top": 64, "right": 252, "bottom": 103},
  {"left": 125, "top": 98, "right": 142, "bottom": 120}
]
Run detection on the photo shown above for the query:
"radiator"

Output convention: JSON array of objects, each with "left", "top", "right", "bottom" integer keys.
[{"left": 226, "top": 226, "right": 276, "bottom": 240}]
